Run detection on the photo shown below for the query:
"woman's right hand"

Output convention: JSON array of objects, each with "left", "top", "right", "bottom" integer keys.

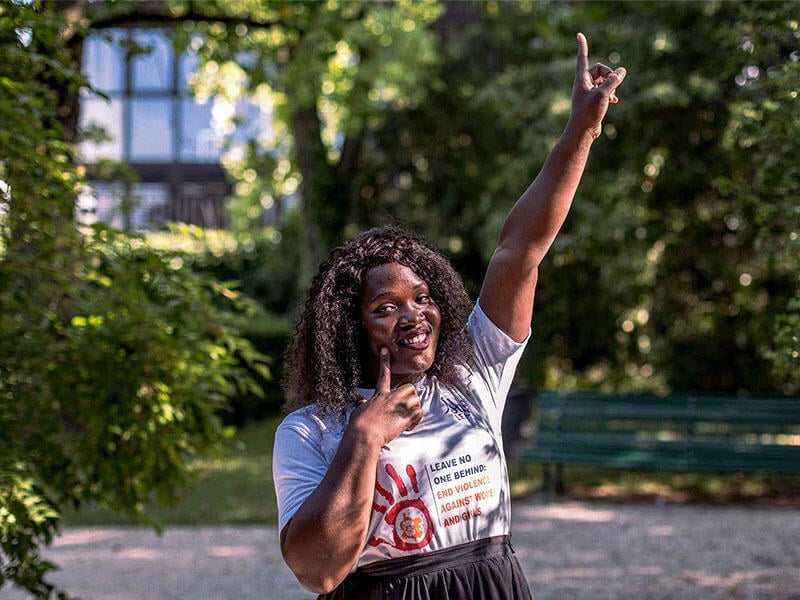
[
  {"left": 349, "top": 347, "right": 422, "bottom": 447},
  {"left": 280, "top": 346, "right": 418, "bottom": 594}
]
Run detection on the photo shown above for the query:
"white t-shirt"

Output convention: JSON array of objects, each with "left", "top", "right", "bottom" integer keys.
[{"left": 273, "top": 301, "right": 529, "bottom": 567}]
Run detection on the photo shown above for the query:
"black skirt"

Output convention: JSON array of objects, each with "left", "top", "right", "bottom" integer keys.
[{"left": 319, "top": 535, "right": 532, "bottom": 600}]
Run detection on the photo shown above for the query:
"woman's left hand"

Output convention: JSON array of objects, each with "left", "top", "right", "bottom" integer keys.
[{"left": 568, "top": 32, "right": 626, "bottom": 139}]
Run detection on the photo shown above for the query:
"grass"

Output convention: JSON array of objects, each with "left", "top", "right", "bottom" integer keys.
[
  {"left": 64, "top": 415, "right": 800, "bottom": 527},
  {"left": 63, "top": 415, "right": 282, "bottom": 526}
]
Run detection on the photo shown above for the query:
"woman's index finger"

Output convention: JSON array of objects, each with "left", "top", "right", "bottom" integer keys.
[
  {"left": 576, "top": 32, "right": 589, "bottom": 76},
  {"left": 376, "top": 347, "right": 391, "bottom": 394}
]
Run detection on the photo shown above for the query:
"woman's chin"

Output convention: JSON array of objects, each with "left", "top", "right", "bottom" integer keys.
[{"left": 393, "top": 359, "right": 434, "bottom": 382}]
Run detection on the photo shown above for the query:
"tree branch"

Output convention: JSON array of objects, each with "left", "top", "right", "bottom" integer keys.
[{"left": 64, "top": 0, "right": 295, "bottom": 42}]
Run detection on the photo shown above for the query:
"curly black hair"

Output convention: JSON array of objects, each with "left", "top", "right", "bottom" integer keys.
[{"left": 283, "top": 226, "right": 474, "bottom": 419}]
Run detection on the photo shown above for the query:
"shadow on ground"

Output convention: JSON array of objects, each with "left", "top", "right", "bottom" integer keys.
[{"left": 3, "top": 499, "right": 799, "bottom": 600}]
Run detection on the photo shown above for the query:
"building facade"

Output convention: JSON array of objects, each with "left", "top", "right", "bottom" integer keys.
[{"left": 78, "top": 27, "right": 233, "bottom": 230}]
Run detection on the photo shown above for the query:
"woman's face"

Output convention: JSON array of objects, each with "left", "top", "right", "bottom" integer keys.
[{"left": 360, "top": 262, "right": 441, "bottom": 388}]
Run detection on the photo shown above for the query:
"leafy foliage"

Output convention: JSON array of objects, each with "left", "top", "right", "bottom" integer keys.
[
  {"left": 146, "top": 223, "right": 298, "bottom": 421},
  {"left": 721, "top": 2, "right": 800, "bottom": 391},
  {"left": 0, "top": 2, "right": 268, "bottom": 597},
  {"left": 96, "top": 0, "right": 798, "bottom": 396},
  {"left": 336, "top": 0, "right": 800, "bottom": 394},
  {"left": 168, "top": 0, "right": 443, "bottom": 278},
  {"left": 2, "top": 1, "right": 798, "bottom": 596}
]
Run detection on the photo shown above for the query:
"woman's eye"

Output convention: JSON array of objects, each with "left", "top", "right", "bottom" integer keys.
[
  {"left": 417, "top": 294, "right": 431, "bottom": 304},
  {"left": 376, "top": 304, "right": 396, "bottom": 314}
]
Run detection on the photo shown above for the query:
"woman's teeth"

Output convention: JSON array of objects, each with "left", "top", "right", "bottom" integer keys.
[{"left": 400, "top": 333, "right": 426, "bottom": 346}]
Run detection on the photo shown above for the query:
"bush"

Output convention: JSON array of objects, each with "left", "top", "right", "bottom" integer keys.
[
  {"left": 227, "top": 311, "right": 294, "bottom": 423},
  {"left": 0, "top": 227, "right": 270, "bottom": 597},
  {"left": 145, "top": 223, "right": 300, "bottom": 422}
]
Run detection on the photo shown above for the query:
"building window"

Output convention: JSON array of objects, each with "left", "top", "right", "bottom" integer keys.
[
  {"left": 129, "top": 97, "right": 174, "bottom": 161},
  {"left": 79, "top": 27, "right": 228, "bottom": 230},
  {"left": 131, "top": 30, "right": 172, "bottom": 91}
]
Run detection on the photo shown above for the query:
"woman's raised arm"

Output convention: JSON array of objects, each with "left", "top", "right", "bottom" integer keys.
[{"left": 479, "top": 33, "right": 626, "bottom": 342}]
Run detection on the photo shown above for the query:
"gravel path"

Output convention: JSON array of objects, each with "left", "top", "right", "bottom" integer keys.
[{"left": 2, "top": 499, "right": 799, "bottom": 600}]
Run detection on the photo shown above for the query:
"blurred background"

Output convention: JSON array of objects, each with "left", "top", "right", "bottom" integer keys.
[{"left": 1, "top": 0, "right": 798, "bottom": 596}]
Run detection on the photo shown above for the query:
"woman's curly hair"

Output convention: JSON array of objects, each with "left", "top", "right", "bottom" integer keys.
[{"left": 283, "top": 226, "right": 474, "bottom": 419}]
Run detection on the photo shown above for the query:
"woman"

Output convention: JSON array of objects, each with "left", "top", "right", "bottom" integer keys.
[{"left": 273, "top": 33, "right": 626, "bottom": 599}]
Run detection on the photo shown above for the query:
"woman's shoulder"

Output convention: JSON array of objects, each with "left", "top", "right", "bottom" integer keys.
[
  {"left": 469, "top": 299, "right": 530, "bottom": 352},
  {"left": 275, "top": 403, "right": 350, "bottom": 464},
  {"left": 277, "top": 403, "right": 348, "bottom": 438}
]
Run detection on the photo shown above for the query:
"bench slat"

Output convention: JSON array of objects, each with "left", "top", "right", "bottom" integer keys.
[
  {"left": 537, "top": 404, "right": 800, "bottom": 424},
  {"left": 525, "top": 450, "right": 800, "bottom": 473},
  {"left": 525, "top": 391, "right": 800, "bottom": 477},
  {"left": 532, "top": 431, "right": 800, "bottom": 451}
]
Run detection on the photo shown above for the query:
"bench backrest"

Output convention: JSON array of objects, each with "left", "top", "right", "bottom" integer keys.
[{"left": 532, "top": 391, "right": 800, "bottom": 473}]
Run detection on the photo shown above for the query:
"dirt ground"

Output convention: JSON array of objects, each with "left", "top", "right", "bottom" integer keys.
[{"left": 2, "top": 498, "right": 799, "bottom": 600}]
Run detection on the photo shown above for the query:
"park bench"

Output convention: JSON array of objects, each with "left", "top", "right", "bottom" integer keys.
[{"left": 522, "top": 390, "right": 800, "bottom": 498}]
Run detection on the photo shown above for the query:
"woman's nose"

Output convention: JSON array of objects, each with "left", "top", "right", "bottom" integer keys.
[{"left": 399, "top": 306, "right": 424, "bottom": 326}]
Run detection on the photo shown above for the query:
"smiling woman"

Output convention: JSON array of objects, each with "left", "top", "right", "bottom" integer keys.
[
  {"left": 360, "top": 263, "right": 442, "bottom": 385},
  {"left": 282, "top": 226, "right": 473, "bottom": 419},
  {"left": 273, "top": 32, "right": 626, "bottom": 600}
]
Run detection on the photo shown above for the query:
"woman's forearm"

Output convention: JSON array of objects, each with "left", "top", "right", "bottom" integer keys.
[
  {"left": 282, "top": 357, "right": 423, "bottom": 594},
  {"left": 497, "top": 123, "right": 596, "bottom": 267},
  {"left": 280, "top": 425, "right": 383, "bottom": 594}
]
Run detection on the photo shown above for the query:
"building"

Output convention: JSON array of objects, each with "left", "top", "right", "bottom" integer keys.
[{"left": 78, "top": 27, "right": 236, "bottom": 230}]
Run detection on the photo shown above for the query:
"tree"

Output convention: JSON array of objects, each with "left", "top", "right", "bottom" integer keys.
[
  {"left": 721, "top": 1, "right": 800, "bottom": 391},
  {"left": 1, "top": 2, "right": 267, "bottom": 597},
  {"left": 66, "top": 0, "right": 798, "bottom": 392},
  {"left": 175, "top": 0, "right": 797, "bottom": 394},
  {"left": 345, "top": 0, "right": 800, "bottom": 394},
  {"left": 89, "top": 0, "right": 441, "bottom": 276}
]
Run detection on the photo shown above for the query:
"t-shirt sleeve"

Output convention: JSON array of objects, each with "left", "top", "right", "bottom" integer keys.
[
  {"left": 272, "top": 411, "right": 330, "bottom": 534},
  {"left": 466, "top": 300, "right": 530, "bottom": 421}
]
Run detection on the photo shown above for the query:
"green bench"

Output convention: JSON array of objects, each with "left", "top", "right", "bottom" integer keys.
[{"left": 522, "top": 391, "right": 800, "bottom": 498}]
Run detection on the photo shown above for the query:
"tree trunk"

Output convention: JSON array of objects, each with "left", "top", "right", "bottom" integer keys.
[{"left": 289, "top": 104, "right": 332, "bottom": 283}]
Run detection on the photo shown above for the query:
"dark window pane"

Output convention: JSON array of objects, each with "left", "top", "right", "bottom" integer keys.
[
  {"left": 130, "top": 183, "right": 170, "bottom": 230},
  {"left": 131, "top": 30, "right": 172, "bottom": 91},
  {"left": 90, "top": 181, "right": 127, "bottom": 229},
  {"left": 79, "top": 97, "right": 123, "bottom": 161},
  {"left": 130, "top": 98, "right": 173, "bottom": 161},
  {"left": 83, "top": 31, "right": 125, "bottom": 92},
  {"left": 176, "top": 181, "right": 228, "bottom": 228},
  {"left": 180, "top": 98, "right": 220, "bottom": 161}
]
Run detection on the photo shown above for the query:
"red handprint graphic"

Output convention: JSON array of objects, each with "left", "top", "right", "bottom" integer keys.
[{"left": 368, "top": 463, "right": 434, "bottom": 551}]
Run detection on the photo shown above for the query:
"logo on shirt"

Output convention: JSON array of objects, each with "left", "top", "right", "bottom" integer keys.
[
  {"left": 369, "top": 463, "right": 434, "bottom": 551},
  {"left": 441, "top": 394, "right": 474, "bottom": 424}
]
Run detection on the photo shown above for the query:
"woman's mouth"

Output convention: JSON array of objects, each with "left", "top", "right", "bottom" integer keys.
[{"left": 397, "top": 332, "right": 430, "bottom": 351}]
